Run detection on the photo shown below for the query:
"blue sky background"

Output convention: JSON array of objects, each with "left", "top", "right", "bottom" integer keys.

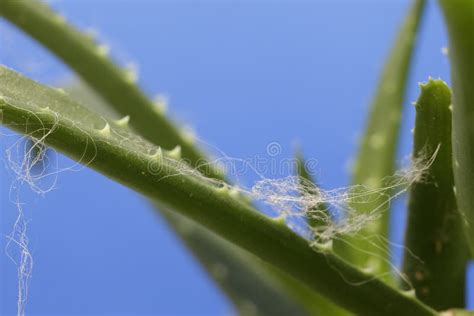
[{"left": 0, "top": 0, "right": 472, "bottom": 315}]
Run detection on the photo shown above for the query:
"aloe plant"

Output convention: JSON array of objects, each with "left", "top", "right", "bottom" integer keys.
[
  {"left": 402, "top": 79, "right": 470, "bottom": 310},
  {"left": 438, "top": 0, "right": 474, "bottom": 258},
  {"left": 0, "top": 0, "right": 473, "bottom": 315},
  {"left": 333, "top": 0, "right": 425, "bottom": 282}
]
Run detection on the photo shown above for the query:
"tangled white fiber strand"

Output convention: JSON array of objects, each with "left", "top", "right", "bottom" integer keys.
[
  {"left": 1, "top": 100, "right": 439, "bottom": 314},
  {"left": 173, "top": 139, "right": 440, "bottom": 248},
  {"left": 140, "top": 135, "right": 440, "bottom": 285},
  {"left": 3, "top": 124, "right": 58, "bottom": 316},
  {"left": 2, "top": 114, "right": 89, "bottom": 316},
  {"left": 189, "top": 143, "right": 439, "bottom": 287},
  {"left": 250, "top": 144, "right": 439, "bottom": 246}
]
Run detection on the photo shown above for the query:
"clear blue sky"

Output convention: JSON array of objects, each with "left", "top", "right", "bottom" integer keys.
[{"left": 1, "top": 0, "right": 472, "bottom": 315}]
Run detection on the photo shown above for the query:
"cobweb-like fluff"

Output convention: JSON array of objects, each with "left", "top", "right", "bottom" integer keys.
[{"left": 1, "top": 98, "right": 440, "bottom": 314}]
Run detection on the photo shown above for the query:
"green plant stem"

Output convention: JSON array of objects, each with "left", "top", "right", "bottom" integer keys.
[
  {"left": 0, "top": 66, "right": 436, "bottom": 316},
  {"left": 0, "top": 0, "right": 219, "bottom": 178},
  {"left": 402, "top": 79, "right": 469, "bottom": 310},
  {"left": 0, "top": 0, "right": 350, "bottom": 309},
  {"left": 66, "top": 79, "right": 341, "bottom": 316},
  {"left": 0, "top": 1, "right": 324, "bottom": 310},
  {"left": 160, "top": 207, "right": 350, "bottom": 316},
  {"left": 159, "top": 208, "right": 308, "bottom": 316},
  {"left": 334, "top": 0, "right": 426, "bottom": 278},
  {"left": 438, "top": 0, "right": 474, "bottom": 257},
  {"left": 294, "top": 151, "right": 350, "bottom": 315},
  {"left": 296, "top": 151, "right": 331, "bottom": 231}
]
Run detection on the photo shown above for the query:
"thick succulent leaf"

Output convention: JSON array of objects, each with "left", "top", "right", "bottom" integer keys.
[
  {"left": 438, "top": 0, "right": 474, "bottom": 257},
  {"left": 0, "top": 0, "right": 220, "bottom": 178},
  {"left": 74, "top": 79, "right": 305, "bottom": 314},
  {"left": 160, "top": 208, "right": 350, "bottom": 316},
  {"left": 66, "top": 79, "right": 344, "bottom": 316},
  {"left": 0, "top": 0, "right": 344, "bottom": 309},
  {"left": 296, "top": 151, "right": 331, "bottom": 233},
  {"left": 0, "top": 66, "right": 436, "bottom": 316},
  {"left": 402, "top": 79, "right": 470, "bottom": 310},
  {"left": 334, "top": 0, "right": 426, "bottom": 278},
  {"left": 160, "top": 209, "right": 307, "bottom": 316}
]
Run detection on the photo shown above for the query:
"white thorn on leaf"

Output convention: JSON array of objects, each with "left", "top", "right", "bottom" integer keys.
[
  {"left": 181, "top": 127, "right": 196, "bottom": 144},
  {"left": 166, "top": 145, "right": 181, "bottom": 160},
  {"left": 153, "top": 95, "right": 168, "bottom": 114},
  {"left": 272, "top": 214, "right": 286, "bottom": 225},
  {"left": 124, "top": 63, "right": 138, "bottom": 83},
  {"left": 229, "top": 187, "right": 240, "bottom": 199},
  {"left": 362, "top": 258, "right": 381, "bottom": 274},
  {"left": 402, "top": 289, "right": 416, "bottom": 297},
  {"left": 314, "top": 239, "right": 333, "bottom": 252},
  {"left": 84, "top": 27, "right": 98, "bottom": 41},
  {"left": 216, "top": 184, "right": 230, "bottom": 194},
  {"left": 97, "top": 122, "right": 111, "bottom": 136},
  {"left": 441, "top": 46, "right": 449, "bottom": 56},
  {"left": 96, "top": 44, "right": 110, "bottom": 57},
  {"left": 39, "top": 106, "right": 52, "bottom": 112},
  {"left": 361, "top": 265, "right": 375, "bottom": 275},
  {"left": 149, "top": 147, "right": 162, "bottom": 159},
  {"left": 52, "top": 14, "right": 66, "bottom": 24},
  {"left": 115, "top": 115, "right": 130, "bottom": 128}
]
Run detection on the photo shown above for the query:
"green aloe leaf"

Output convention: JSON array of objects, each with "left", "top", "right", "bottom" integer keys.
[
  {"left": 0, "top": 0, "right": 220, "bottom": 178},
  {"left": 161, "top": 208, "right": 351, "bottom": 316},
  {"left": 65, "top": 79, "right": 345, "bottom": 315},
  {"left": 402, "top": 79, "right": 470, "bottom": 310},
  {"left": 159, "top": 208, "right": 308, "bottom": 316},
  {"left": 0, "top": 0, "right": 334, "bottom": 310},
  {"left": 334, "top": 0, "right": 426, "bottom": 278},
  {"left": 296, "top": 150, "right": 331, "bottom": 234},
  {"left": 294, "top": 151, "right": 350, "bottom": 315},
  {"left": 0, "top": 66, "right": 436, "bottom": 316},
  {"left": 438, "top": 0, "right": 474, "bottom": 257}
]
